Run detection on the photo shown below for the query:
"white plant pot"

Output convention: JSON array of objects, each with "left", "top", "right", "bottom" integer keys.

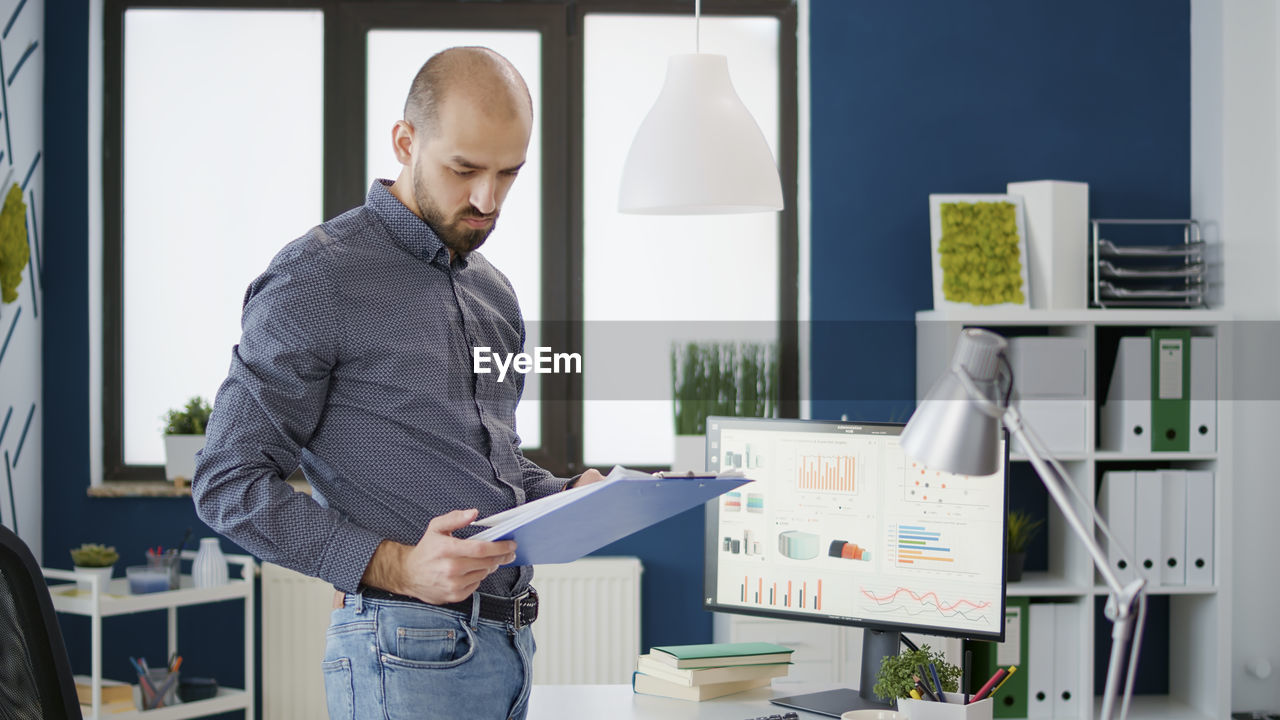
[
  {"left": 163, "top": 434, "right": 206, "bottom": 483},
  {"left": 672, "top": 434, "right": 708, "bottom": 474},
  {"left": 74, "top": 565, "right": 115, "bottom": 593}
]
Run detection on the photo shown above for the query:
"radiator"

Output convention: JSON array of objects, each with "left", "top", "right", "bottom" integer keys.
[
  {"left": 262, "top": 562, "right": 334, "bottom": 720},
  {"left": 530, "top": 557, "right": 643, "bottom": 684},
  {"left": 261, "top": 556, "right": 643, "bottom": 718}
]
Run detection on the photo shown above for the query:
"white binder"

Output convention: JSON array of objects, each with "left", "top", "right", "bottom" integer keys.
[
  {"left": 1053, "top": 602, "right": 1080, "bottom": 717},
  {"left": 1098, "top": 471, "right": 1137, "bottom": 584},
  {"left": 1185, "top": 470, "right": 1215, "bottom": 586},
  {"left": 1100, "top": 337, "right": 1151, "bottom": 452},
  {"left": 1189, "top": 337, "right": 1217, "bottom": 453},
  {"left": 1133, "top": 471, "right": 1164, "bottom": 585},
  {"left": 1160, "top": 470, "right": 1187, "bottom": 586},
  {"left": 1027, "top": 603, "right": 1055, "bottom": 719}
]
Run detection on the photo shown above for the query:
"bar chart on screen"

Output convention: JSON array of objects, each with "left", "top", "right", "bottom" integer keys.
[
  {"left": 795, "top": 453, "right": 857, "bottom": 493},
  {"left": 724, "top": 569, "right": 855, "bottom": 615}
]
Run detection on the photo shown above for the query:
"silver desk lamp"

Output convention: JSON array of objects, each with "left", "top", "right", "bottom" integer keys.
[{"left": 900, "top": 328, "right": 1146, "bottom": 720}]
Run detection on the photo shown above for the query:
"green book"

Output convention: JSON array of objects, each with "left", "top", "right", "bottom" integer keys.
[
  {"left": 966, "top": 596, "right": 1028, "bottom": 718},
  {"left": 649, "top": 642, "right": 794, "bottom": 669},
  {"left": 1150, "top": 328, "right": 1192, "bottom": 451}
]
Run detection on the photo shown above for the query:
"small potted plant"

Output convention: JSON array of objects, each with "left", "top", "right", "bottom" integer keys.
[
  {"left": 1007, "top": 509, "right": 1045, "bottom": 583},
  {"left": 70, "top": 543, "right": 119, "bottom": 593},
  {"left": 873, "top": 644, "right": 961, "bottom": 705},
  {"left": 162, "top": 396, "right": 213, "bottom": 485}
]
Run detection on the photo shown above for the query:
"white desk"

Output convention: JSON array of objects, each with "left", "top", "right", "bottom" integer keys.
[{"left": 528, "top": 684, "right": 862, "bottom": 719}]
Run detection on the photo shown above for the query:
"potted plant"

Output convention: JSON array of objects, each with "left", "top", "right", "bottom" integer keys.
[
  {"left": 873, "top": 644, "right": 961, "bottom": 703},
  {"left": 70, "top": 543, "right": 119, "bottom": 592},
  {"left": 670, "top": 341, "right": 778, "bottom": 472},
  {"left": 162, "top": 396, "right": 213, "bottom": 484},
  {"left": 1007, "top": 509, "right": 1045, "bottom": 582}
]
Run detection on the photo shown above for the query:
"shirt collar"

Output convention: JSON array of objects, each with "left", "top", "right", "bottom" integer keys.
[{"left": 365, "top": 179, "right": 464, "bottom": 268}]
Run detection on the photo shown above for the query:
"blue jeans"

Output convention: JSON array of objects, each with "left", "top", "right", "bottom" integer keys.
[{"left": 322, "top": 592, "right": 536, "bottom": 720}]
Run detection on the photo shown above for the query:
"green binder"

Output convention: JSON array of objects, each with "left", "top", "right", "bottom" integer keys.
[
  {"left": 1150, "top": 328, "right": 1191, "bottom": 451},
  {"left": 966, "top": 596, "right": 1028, "bottom": 718}
]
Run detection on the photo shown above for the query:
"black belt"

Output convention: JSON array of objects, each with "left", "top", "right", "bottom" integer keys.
[{"left": 359, "top": 586, "right": 539, "bottom": 629}]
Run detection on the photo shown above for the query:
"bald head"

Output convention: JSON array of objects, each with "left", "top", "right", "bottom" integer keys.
[{"left": 404, "top": 46, "right": 533, "bottom": 139}]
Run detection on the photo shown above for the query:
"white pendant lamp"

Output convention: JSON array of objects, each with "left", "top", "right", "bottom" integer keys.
[{"left": 617, "top": 1, "right": 784, "bottom": 214}]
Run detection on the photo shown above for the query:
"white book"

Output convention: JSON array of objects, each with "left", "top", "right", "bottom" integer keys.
[{"left": 635, "top": 654, "right": 789, "bottom": 687}]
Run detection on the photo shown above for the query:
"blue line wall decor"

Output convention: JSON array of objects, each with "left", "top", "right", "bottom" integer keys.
[
  {"left": 7, "top": 40, "right": 36, "bottom": 87},
  {"left": 20, "top": 149, "right": 38, "bottom": 189},
  {"left": 0, "top": 405, "right": 11, "bottom": 447},
  {"left": 13, "top": 401, "right": 34, "bottom": 467},
  {"left": 3, "top": 0, "right": 26, "bottom": 40},
  {"left": 0, "top": 305, "right": 19, "bottom": 366},
  {"left": 27, "top": 190, "right": 39, "bottom": 281}
]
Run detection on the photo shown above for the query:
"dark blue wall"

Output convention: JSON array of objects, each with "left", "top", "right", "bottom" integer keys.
[{"left": 42, "top": 0, "right": 1189, "bottom": 705}]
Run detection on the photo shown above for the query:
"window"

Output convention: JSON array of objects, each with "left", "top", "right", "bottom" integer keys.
[{"left": 101, "top": 0, "right": 797, "bottom": 481}]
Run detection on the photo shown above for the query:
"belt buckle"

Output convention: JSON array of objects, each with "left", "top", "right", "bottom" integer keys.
[{"left": 512, "top": 587, "right": 537, "bottom": 630}]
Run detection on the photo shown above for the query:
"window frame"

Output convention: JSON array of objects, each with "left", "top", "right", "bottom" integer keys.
[{"left": 101, "top": 0, "right": 798, "bottom": 482}]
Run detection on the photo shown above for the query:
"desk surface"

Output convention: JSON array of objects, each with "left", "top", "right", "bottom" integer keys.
[{"left": 528, "top": 684, "right": 864, "bottom": 720}]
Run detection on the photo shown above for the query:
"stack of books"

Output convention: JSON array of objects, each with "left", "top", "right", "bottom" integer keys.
[{"left": 632, "top": 642, "right": 794, "bottom": 701}]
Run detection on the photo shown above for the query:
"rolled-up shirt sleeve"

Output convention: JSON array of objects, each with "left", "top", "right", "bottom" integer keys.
[{"left": 192, "top": 240, "right": 384, "bottom": 593}]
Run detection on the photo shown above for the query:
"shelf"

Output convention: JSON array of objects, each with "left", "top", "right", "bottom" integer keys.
[
  {"left": 916, "top": 308, "right": 1231, "bottom": 325},
  {"left": 80, "top": 687, "right": 248, "bottom": 720},
  {"left": 46, "top": 575, "right": 250, "bottom": 617},
  {"left": 1092, "top": 584, "right": 1217, "bottom": 596},
  {"left": 1096, "top": 694, "right": 1216, "bottom": 720},
  {"left": 1007, "top": 572, "right": 1091, "bottom": 597},
  {"left": 1011, "top": 452, "right": 1089, "bottom": 462},
  {"left": 1093, "top": 450, "right": 1217, "bottom": 462}
]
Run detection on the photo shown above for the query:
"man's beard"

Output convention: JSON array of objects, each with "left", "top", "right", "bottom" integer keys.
[{"left": 414, "top": 178, "right": 497, "bottom": 259}]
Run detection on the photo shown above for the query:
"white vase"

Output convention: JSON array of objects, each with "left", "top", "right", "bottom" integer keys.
[
  {"left": 672, "top": 434, "right": 708, "bottom": 474},
  {"left": 192, "top": 537, "right": 228, "bottom": 588},
  {"left": 163, "top": 434, "right": 207, "bottom": 483},
  {"left": 74, "top": 565, "right": 115, "bottom": 593}
]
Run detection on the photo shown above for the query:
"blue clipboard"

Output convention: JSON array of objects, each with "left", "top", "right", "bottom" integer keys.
[{"left": 470, "top": 466, "right": 752, "bottom": 565}]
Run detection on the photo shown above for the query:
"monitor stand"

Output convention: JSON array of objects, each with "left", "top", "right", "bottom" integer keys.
[{"left": 769, "top": 628, "right": 899, "bottom": 718}]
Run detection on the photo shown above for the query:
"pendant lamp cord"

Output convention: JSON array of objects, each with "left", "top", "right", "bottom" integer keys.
[{"left": 695, "top": 0, "right": 701, "bottom": 53}]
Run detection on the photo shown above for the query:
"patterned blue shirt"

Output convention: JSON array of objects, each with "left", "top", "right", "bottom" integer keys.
[{"left": 193, "top": 180, "right": 564, "bottom": 596}]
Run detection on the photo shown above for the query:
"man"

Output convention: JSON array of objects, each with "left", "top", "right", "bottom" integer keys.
[{"left": 192, "top": 47, "right": 600, "bottom": 720}]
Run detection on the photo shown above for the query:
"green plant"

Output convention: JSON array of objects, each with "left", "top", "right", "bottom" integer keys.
[
  {"left": 70, "top": 543, "right": 119, "bottom": 568},
  {"left": 0, "top": 183, "right": 28, "bottom": 304},
  {"left": 938, "top": 201, "right": 1025, "bottom": 306},
  {"left": 873, "top": 645, "right": 961, "bottom": 701},
  {"left": 671, "top": 341, "right": 778, "bottom": 435},
  {"left": 1007, "top": 509, "right": 1045, "bottom": 554},
  {"left": 163, "top": 396, "right": 213, "bottom": 435}
]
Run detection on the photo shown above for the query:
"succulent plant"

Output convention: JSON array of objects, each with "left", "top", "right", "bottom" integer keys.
[{"left": 70, "top": 543, "right": 120, "bottom": 568}]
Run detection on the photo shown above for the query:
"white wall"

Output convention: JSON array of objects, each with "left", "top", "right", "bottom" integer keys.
[
  {"left": 0, "top": 0, "right": 43, "bottom": 560},
  {"left": 1191, "top": 0, "right": 1280, "bottom": 711}
]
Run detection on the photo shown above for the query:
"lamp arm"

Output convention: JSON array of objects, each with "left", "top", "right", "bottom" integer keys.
[
  {"left": 1001, "top": 405, "right": 1124, "bottom": 593},
  {"left": 1002, "top": 404, "right": 1145, "bottom": 720}
]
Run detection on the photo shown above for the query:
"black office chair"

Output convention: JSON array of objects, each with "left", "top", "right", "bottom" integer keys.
[{"left": 0, "top": 524, "right": 83, "bottom": 719}]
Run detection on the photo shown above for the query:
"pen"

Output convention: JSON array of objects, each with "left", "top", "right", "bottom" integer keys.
[
  {"left": 929, "top": 661, "right": 948, "bottom": 703},
  {"left": 969, "top": 667, "right": 1007, "bottom": 703},
  {"left": 128, "top": 657, "right": 157, "bottom": 700},
  {"left": 990, "top": 665, "right": 1018, "bottom": 697},
  {"left": 916, "top": 664, "right": 932, "bottom": 696},
  {"left": 963, "top": 648, "right": 973, "bottom": 703},
  {"left": 913, "top": 675, "right": 938, "bottom": 702}
]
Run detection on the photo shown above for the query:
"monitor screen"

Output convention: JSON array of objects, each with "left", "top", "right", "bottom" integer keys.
[{"left": 704, "top": 416, "right": 1008, "bottom": 642}]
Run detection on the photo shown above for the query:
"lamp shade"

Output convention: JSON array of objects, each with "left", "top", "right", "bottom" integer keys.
[
  {"left": 618, "top": 53, "right": 784, "bottom": 215},
  {"left": 900, "top": 329, "right": 1008, "bottom": 477}
]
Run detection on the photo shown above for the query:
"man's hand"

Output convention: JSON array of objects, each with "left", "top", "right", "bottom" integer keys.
[
  {"left": 362, "top": 509, "right": 516, "bottom": 605},
  {"left": 568, "top": 468, "right": 606, "bottom": 489}
]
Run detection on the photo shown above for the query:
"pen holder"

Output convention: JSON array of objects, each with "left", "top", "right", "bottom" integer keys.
[
  {"left": 133, "top": 668, "right": 180, "bottom": 710},
  {"left": 896, "top": 696, "right": 992, "bottom": 720},
  {"left": 145, "top": 548, "right": 180, "bottom": 590}
]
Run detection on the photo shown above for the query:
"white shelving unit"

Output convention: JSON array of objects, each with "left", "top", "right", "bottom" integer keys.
[
  {"left": 916, "top": 309, "right": 1231, "bottom": 720},
  {"left": 42, "top": 550, "right": 257, "bottom": 720}
]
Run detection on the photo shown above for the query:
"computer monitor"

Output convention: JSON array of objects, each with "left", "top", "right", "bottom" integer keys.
[{"left": 704, "top": 416, "right": 1009, "bottom": 717}]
